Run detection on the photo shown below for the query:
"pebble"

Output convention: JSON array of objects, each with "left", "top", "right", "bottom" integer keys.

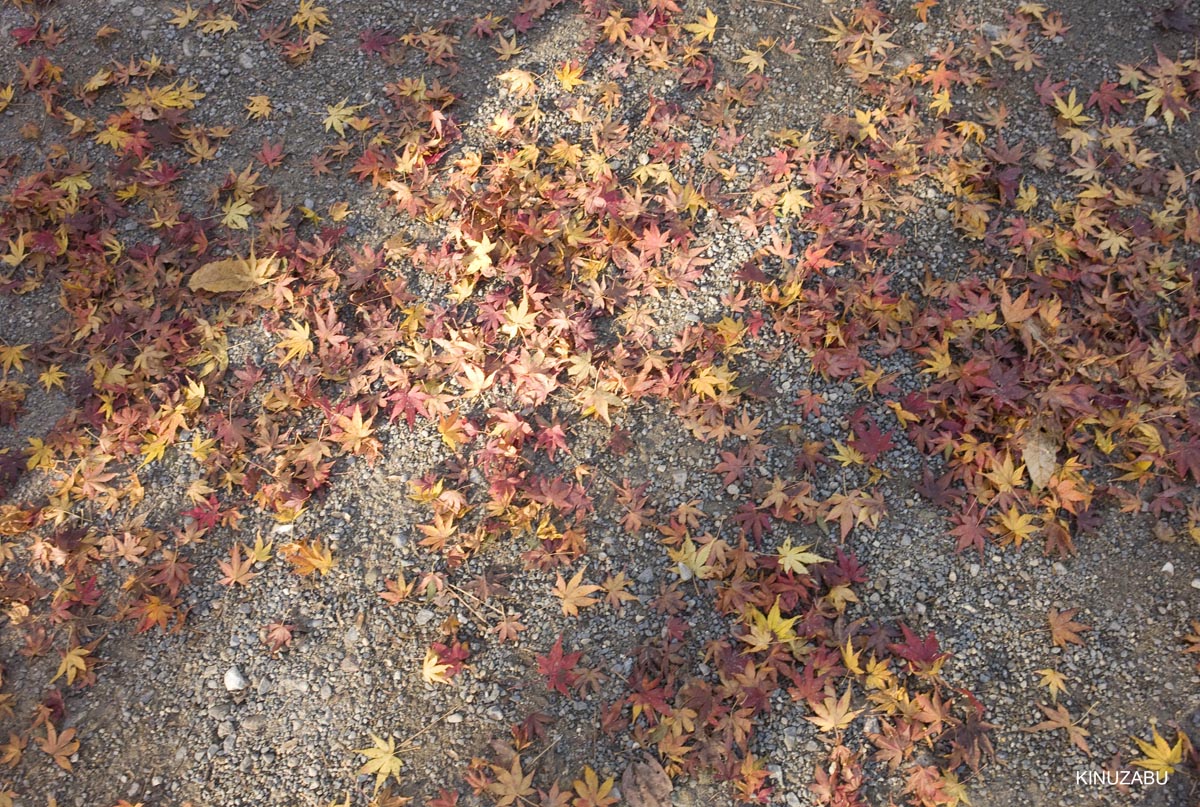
[
  {"left": 415, "top": 609, "right": 436, "bottom": 626},
  {"left": 224, "top": 667, "right": 248, "bottom": 692},
  {"left": 1191, "top": 579, "right": 1200, "bottom": 590},
  {"left": 445, "top": 713, "right": 463, "bottom": 724},
  {"left": 1162, "top": 562, "right": 1174, "bottom": 576}
]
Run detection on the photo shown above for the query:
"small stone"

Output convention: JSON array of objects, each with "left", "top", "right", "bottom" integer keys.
[
  {"left": 223, "top": 666, "right": 248, "bottom": 692},
  {"left": 238, "top": 51, "right": 254, "bottom": 70},
  {"left": 485, "top": 707, "right": 504, "bottom": 721},
  {"left": 1162, "top": 562, "right": 1174, "bottom": 576},
  {"left": 445, "top": 713, "right": 464, "bottom": 724},
  {"left": 415, "top": 608, "right": 436, "bottom": 626},
  {"left": 1190, "top": 578, "right": 1200, "bottom": 590},
  {"left": 968, "top": 563, "right": 980, "bottom": 578}
]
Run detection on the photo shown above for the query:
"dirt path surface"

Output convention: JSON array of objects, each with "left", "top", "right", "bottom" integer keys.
[{"left": 0, "top": 1, "right": 1199, "bottom": 806}]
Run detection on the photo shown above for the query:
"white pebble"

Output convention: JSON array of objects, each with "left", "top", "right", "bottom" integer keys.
[
  {"left": 1162, "top": 562, "right": 1174, "bottom": 576},
  {"left": 223, "top": 666, "right": 248, "bottom": 692}
]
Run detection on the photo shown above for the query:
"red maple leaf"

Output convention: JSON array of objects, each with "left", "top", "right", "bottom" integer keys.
[
  {"left": 889, "top": 625, "right": 950, "bottom": 676},
  {"left": 536, "top": 635, "right": 581, "bottom": 695},
  {"left": 359, "top": 28, "right": 397, "bottom": 56},
  {"left": 256, "top": 140, "right": 285, "bottom": 169},
  {"left": 949, "top": 509, "right": 988, "bottom": 557},
  {"left": 181, "top": 496, "right": 223, "bottom": 530},
  {"left": 849, "top": 418, "right": 895, "bottom": 464}
]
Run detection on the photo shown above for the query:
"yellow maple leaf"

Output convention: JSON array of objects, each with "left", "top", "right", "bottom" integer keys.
[
  {"left": 776, "top": 538, "right": 830, "bottom": 576},
  {"left": 245, "top": 95, "right": 272, "bottom": 120},
  {"left": 221, "top": 197, "right": 253, "bottom": 230},
  {"left": 51, "top": 645, "right": 90, "bottom": 685},
  {"left": 668, "top": 536, "right": 716, "bottom": 581},
  {"left": 274, "top": 320, "right": 313, "bottom": 365},
  {"left": 806, "top": 686, "right": 864, "bottom": 733},
  {"left": 323, "top": 99, "right": 364, "bottom": 136},
  {"left": 354, "top": 733, "right": 403, "bottom": 792},
  {"left": 493, "top": 34, "right": 522, "bottom": 61},
  {"left": 684, "top": 9, "right": 718, "bottom": 42},
  {"left": 736, "top": 48, "right": 767, "bottom": 75},
  {"left": 168, "top": 2, "right": 198, "bottom": 27},
  {"left": 197, "top": 15, "right": 238, "bottom": 34},
  {"left": 1053, "top": 89, "right": 1091, "bottom": 126},
  {"left": 1035, "top": 668, "right": 1069, "bottom": 701},
  {"left": 421, "top": 648, "right": 452, "bottom": 684},
  {"left": 292, "top": 0, "right": 330, "bottom": 31},
  {"left": 555, "top": 61, "right": 585, "bottom": 92},
  {"left": 1131, "top": 727, "right": 1185, "bottom": 775}
]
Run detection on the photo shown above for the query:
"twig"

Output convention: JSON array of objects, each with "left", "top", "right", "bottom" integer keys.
[{"left": 395, "top": 706, "right": 460, "bottom": 752}]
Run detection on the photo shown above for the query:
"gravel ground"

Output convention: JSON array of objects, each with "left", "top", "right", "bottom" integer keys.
[{"left": 0, "top": 0, "right": 1198, "bottom": 806}]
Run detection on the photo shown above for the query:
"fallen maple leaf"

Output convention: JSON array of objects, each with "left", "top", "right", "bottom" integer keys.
[
  {"left": 281, "top": 539, "right": 334, "bottom": 576},
  {"left": 806, "top": 687, "right": 864, "bottom": 733},
  {"left": 323, "top": 98, "right": 364, "bottom": 136},
  {"left": 536, "top": 635, "right": 581, "bottom": 695},
  {"left": 489, "top": 755, "right": 534, "bottom": 806},
  {"left": 683, "top": 8, "right": 718, "bottom": 42},
  {"left": 1025, "top": 703, "right": 1091, "bottom": 755},
  {"left": 218, "top": 543, "right": 257, "bottom": 587},
  {"left": 36, "top": 723, "right": 78, "bottom": 771},
  {"left": 552, "top": 567, "right": 601, "bottom": 617},
  {"left": 1035, "top": 668, "right": 1069, "bottom": 701},
  {"left": 1046, "top": 607, "right": 1091, "bottom": 648},
  {"left": 354, "top": 733, "right": 403, "bottom": 792},
  {"left": 263, "top": 621, "right": 295, "bottom": 654},
  {"left": 573, "top": 766, "right": 618, "bottom": 807},
  {"left": 1131, "top": 726, "right": 1185, "bottom": 775},
  {"left": 189, "top": 253, "right": 278, "bottom": 293}
]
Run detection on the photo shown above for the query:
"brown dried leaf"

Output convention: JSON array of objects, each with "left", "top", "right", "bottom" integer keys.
[
  {"left": 621, "top": 753, "right": 672, "bottom": 807},
  {"left": 1023, "top": 428, "right": 1058, "bottom": 490},
  {"left": 189, "top": 254, "right": 278, "bottom": 293},
  {"left": 1047, "top": 607, "right": 1091, "bottom": 648}
]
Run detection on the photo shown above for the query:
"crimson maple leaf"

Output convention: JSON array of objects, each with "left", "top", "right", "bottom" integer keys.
[
  {"left": 182, "top": 495, "right": 223, "bottom": 530},
  {"left": 849, "top": 418, "right": 895, "bottom": 463},
  {"left": 949, "top": 510, "right": 988, "bottom": 557},
  {"left": 888, "top": 624, "right": 949, "bottom": 677},
  {"left": 359, "top": 28, "right": 397, "bottom": 55},
  {"left": 536, "top": 635, "right": 581, "bottom": 695}
]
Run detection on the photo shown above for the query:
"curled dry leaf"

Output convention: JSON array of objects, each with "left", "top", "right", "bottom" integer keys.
[
  {"left": 620, "top": 753, "right": 672, "bottom": 807},
  {"left": 188, "top": 253, "right": 279, "bottom": 293},
  {"left": 1022, "top": 427, "right": 1058, "bottom": 490}
]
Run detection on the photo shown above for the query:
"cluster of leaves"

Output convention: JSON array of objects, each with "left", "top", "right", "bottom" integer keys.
[{"left": 0, "top": 0, "right": 1197, "bottom": 803}]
